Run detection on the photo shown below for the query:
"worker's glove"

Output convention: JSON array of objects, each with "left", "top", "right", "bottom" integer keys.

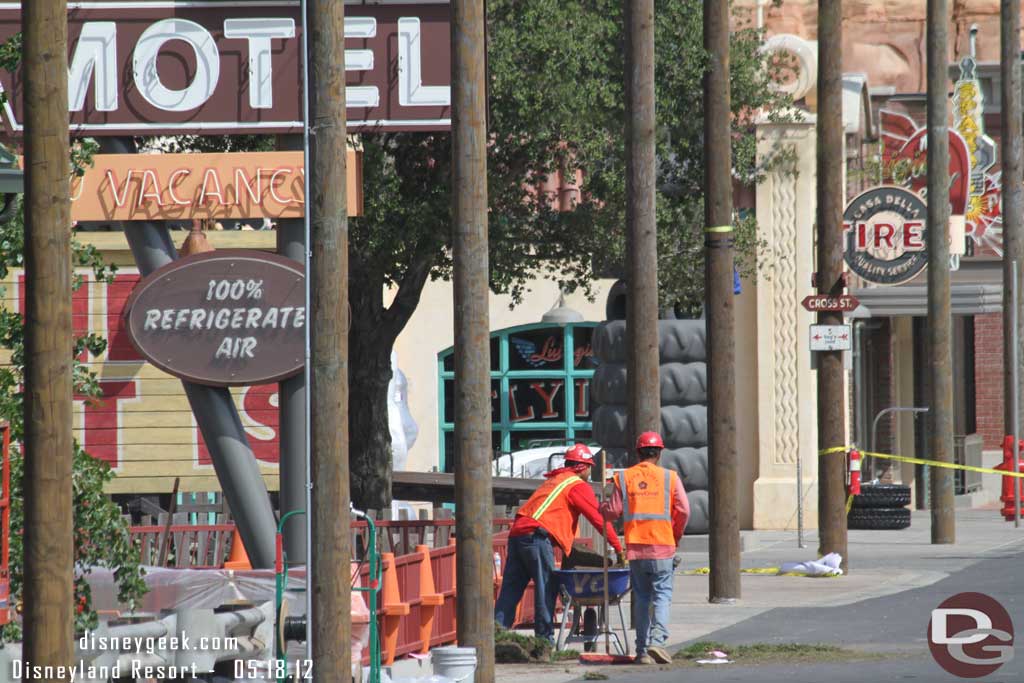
[
  {"left": 616, "top": 551, "right": 628, "bottom": 567},
  {"left": 672, "top": 554, "right": 682, "bottom": 571}
]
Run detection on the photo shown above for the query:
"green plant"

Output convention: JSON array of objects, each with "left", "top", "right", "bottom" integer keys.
[{"left": 0, "top": 33, "right": 147, "bottom": 632}]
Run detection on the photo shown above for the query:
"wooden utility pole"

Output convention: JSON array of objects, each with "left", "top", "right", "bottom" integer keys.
[
  {"left": 703, "top": 0, "right": 740, "bottom": 601},
  {"left": 1002, "top": 0, "right": 1023, "bottom": 510},
  {"left": 926, "top": 0, "right": 956, "bottom": 544},
  {"left": 307, "top": 0, "right": 351, "bottom": 676},
  {"left": 815, "top": 0, "right": 849, "bottom": 570},
  {"left": 625, "top": 0, "right": 661, "bottom": 447},
  {"left": 451, "top": 2, "right": 494, "bottom": 682},
  {"left": 23, "top": 0, "right": 75, "bottom": 673}
]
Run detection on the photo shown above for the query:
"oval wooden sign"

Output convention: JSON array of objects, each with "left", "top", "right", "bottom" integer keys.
[{"left": 124, "top": 250, "right": 304, "bottom": 387}]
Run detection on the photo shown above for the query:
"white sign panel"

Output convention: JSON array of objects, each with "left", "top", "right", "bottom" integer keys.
[{"left": 809, "top": 325, "right": 852, "bottom": 352}]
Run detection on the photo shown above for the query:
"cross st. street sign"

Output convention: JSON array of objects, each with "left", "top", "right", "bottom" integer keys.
[
  {"left": 801, "top": 294, "right": 861, "bottom": 313},
  {"left": 809, "top": 324, "right": 852, "bottom": 352}
]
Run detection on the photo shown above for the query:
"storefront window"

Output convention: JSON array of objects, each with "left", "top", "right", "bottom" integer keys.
[{"left": 437, "top": 322, "right": 597, "bottom": 473}]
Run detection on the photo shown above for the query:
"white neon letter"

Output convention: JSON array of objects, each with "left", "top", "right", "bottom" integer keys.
[
  {"left": 344, "top": 16, "right": 379, "bottom": 108},
  {"left": 397, "top": 17, "right": 450, "bottom": 107},
  {"left": 69, "top": 22, "right": 118, "bottom": 112},
  {"left": 223, "top": 18, "right": 295, "bottom": 109},
  {"left": 133, "top": 19, "right": 220, "bottom": 112},
  {"left": 167, "top": 169, "right": 191, "bottom": 205}
]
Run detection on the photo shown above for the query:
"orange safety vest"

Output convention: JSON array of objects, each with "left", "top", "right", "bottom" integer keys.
[
  {"left": 615, "top": 462, "right": 677, "bottom": 547},
  {"left": 515, "top": 471, "right": 583, "bottom": 554}
]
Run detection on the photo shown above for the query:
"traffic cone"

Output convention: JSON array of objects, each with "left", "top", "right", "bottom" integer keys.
[
  {"left": 224, "top": 528, "right": 251, "bottom": 570},
  {"left": 416, "top": 545, "right": 444, "bottom": 654},
  {"left": 380, "top": 552, "right": 410, "bottom": 665}
]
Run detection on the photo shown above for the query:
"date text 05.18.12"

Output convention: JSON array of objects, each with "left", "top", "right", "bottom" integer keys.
[{"left": 235, "top": 659, "right": 313, "bottom": 679}]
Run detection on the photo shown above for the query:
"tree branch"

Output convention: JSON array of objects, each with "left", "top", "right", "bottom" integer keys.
[{"left": 380, "top": 241, "right": 436, "bottom": 344}]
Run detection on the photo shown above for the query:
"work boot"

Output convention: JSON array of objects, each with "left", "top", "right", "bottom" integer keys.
[
  {"left": 646, "top": 645, "right": 672, "bottom": 664},
  {"left": 634, "top": 653, "right": 654, "bottom": 665}
]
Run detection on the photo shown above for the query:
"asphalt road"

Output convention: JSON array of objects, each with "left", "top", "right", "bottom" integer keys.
[{"left": 571, "top": 547, "right": 1024, "bottom": 682}]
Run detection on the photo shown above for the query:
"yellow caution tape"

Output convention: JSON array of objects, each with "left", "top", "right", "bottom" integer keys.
[
  {"left": 845, "top": 494, "right": 854, "bottom": 514},
  {"left": 704, "top": 225, "right": 734, "bottom": 233},
  {"left": 819, "top": 446, "right": 1024, "bottom": 479}
]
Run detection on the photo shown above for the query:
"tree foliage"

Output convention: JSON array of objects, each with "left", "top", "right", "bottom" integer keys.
[{"left": 0, "top": 147, "right": 147, "bottom": 637}]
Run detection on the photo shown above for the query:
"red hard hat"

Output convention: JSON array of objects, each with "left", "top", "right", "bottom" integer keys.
[
  {"left": 564, "top": 443, "right": 595, "bottom": 466},
  {"left": 636, "top": 431, "right": 665, "bottom": 450}
]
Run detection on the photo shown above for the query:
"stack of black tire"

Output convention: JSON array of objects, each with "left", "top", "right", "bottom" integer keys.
[
  {"left": 848, "top": 484, "right": 912, "bottom": 530},
  {"left": 591, "top": 317, "right": 711, "bottom": 534}
]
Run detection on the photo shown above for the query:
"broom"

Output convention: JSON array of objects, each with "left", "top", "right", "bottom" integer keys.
[{"left": 578, "top": 450, "right": 633, "bottom": 665}]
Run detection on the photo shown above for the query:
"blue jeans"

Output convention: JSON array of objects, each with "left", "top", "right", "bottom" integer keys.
[
  {"left": 493, "top": 531, "right": 558, "bottom": 640},
  {"left": 630, "top": 558, "right": 674, "bottom": 654}
]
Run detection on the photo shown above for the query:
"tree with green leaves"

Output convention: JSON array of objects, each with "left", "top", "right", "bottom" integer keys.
[
  {"left": 346, "top": 0, "right": 789, "bottom": 507},
  {"left": 0, "top": 36, "right": 147, "bottom": 637},
  {"left": 0, "top": 188, "right": 148, "bottom": 638}
]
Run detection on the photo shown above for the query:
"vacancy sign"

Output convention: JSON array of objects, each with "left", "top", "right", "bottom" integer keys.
[
  {"left": 809, "top": 325, "right": 852, "bottom": 352},
  {"left": 71, "top": 151, "right": 363, "bottom": 221},
  {"left": 0, "top": 2, "right": 451, "bottom": 135}
]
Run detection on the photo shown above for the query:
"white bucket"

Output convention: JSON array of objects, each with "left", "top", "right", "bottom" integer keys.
[{"left": 431, "top": 646, "right": 478, "bottom": 682}]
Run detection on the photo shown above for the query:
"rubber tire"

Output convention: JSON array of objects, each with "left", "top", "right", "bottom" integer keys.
[
  {"left": 591, "top": 362, "right": 707, "bottom": 406},
  {"left": 852, "top": 484, "right": 912, "bottom": 509},
  {"left": 684, "top": 490, "right": 709, "bottom": 534},
  {"left": 847, "top": 507, "right": 911, "bottom": 530},
  {"left": 661, "top": 447, "right": 709, "bottom": 491},
  {"left": 606, "top": 280, "right": 628, "bottom": 320},
  {"left": 593, "top": 320, "right": 706, "bottom": 364},
  {"left": 592, "top": 404, "right": 707, "bottom": 449}
]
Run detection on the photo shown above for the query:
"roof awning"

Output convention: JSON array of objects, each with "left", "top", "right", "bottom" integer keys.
[
  {"left": 0, "top": 167, "right": 22, "bottom": 194},
  {"left": 850, "top": 284, "right": 1003, "bottom": 316}
]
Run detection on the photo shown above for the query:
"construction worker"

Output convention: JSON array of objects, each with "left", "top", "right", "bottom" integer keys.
[
  {"left": 494, "top": 443, "right": 625, "bottom": 642},
  {"left": 601, "top": 431, "right": 689, "bottom": 665}
]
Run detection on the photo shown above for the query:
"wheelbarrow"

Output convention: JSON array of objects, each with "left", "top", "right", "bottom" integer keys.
[{"left": 553, "top": 568, "right": 631, "bottom": 655}]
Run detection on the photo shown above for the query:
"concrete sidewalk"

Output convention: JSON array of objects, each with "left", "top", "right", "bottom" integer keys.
[{"left": 491, "top": 508, "right": 1024, "bottom": 683}]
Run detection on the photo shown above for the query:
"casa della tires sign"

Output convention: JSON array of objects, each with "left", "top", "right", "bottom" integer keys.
[
  {"left": 124, "top": 251, "right": 304, "bottom": 387},
  {"left": 843, "top": 186, "right": 928, "bottom": 286}
]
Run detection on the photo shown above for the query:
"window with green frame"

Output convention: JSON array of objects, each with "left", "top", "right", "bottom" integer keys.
[{"left": 437, "top": 322, "right": 598, "bottom": 472}]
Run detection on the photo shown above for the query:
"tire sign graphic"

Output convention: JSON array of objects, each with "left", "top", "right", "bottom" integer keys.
[{"left": 842, "top": 186, "right": 928, "bottom": 285}]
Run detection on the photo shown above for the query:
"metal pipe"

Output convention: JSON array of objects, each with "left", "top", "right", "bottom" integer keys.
[
  {"left": 927, "top": 0, "right": 956, "bottom": 544},
  {"left": 451, "top": 1, "right": 495, "bottom": 680},
  {"left": 816, "top": 0, "right": 849, "bottom": 570},
  {"left": 1001, "top": 0, "right": 1023, "bottom": 527},
  {"left": 797, "top": 441, "right": 805, "bottom": 549},
  {"left": 307, "top": 0, "right": 352, "bottom": 678},
  {"left": 108, "top": 621, "right": 169, "bottom": 641},
  {"left": 23, "top": 1, "right": 75, "bottom": 668},
  {"left": 299, "top": 0, "right": 314, "bottom": 662},
  {"left": 703, "top": 0, "right": 740, "bottom": 600},
  {"left": 1013, "top": 260, "right": 1020, "bottom": 527},
  {"left": 216, "top": 608, "right": 267, "bottom": 632},
  {"left": 275, "top": 133, "right": 307, "bottom": 564}
]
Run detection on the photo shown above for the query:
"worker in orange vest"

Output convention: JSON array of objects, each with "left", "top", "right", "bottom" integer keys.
[
  {"left": 494, "top": 443, "right": 624, "bottom": 641},
  {"left": 601, "top": 431, "right": 689, "bottom": 664}
]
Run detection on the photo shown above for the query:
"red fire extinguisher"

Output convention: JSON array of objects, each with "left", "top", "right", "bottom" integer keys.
[{"left": 847, "top": 449, "right": 862, "bottom": 496}]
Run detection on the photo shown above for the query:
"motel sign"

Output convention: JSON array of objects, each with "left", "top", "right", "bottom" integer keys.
[{"left": 0, "top": 1, "right": 451, "bottom": 135}]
